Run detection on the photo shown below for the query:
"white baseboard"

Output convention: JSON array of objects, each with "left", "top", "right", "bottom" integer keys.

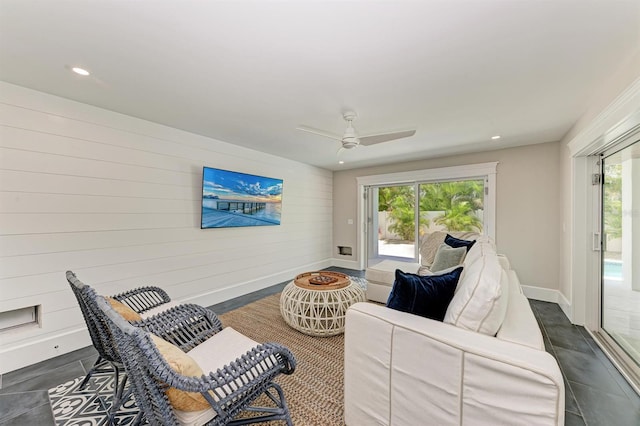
[
  {"left": 521, "top": 285, "right": 572, "bottom": 323},
  {"left": 557, "top": 291, "right": 572, "bottom": 323},
  {"left": 521, "top": 285, "right": 559, "bottom": 303},
  {"left": 0, "top": 328, "right": 92, "bottom": 376},
  {"left": 1, "top": 259, "right": 337, "bottom": 375},
  {"left": 179, "top": 259, "right": 333, "bottom": 307},
  {"left": 330, "top": 258, "right": 361, "bottom": 270}
]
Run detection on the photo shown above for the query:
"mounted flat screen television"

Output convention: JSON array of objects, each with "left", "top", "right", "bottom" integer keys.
[{"left": 201, "top": 167, "right": 283, "bottom": 229}]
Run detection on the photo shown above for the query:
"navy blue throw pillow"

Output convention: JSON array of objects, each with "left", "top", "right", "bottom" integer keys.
[
  {"left": 444, "top": 234, "right": 476, "bottom": 252},
  {"left": 386, "top": 267, "right": 463, "bottom": 321}
]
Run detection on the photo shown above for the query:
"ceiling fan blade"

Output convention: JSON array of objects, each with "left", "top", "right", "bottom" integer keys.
[
  {"left": 359, "top": 129, "right": 416, "bottom": 146},
  {"left": 296, "top": 126, "right": 342, "bottom": 141}
]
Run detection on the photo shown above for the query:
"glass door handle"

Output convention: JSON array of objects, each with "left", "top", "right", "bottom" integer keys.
[{"left": 593, "top": 232, "right": 601, "bottom": 251}]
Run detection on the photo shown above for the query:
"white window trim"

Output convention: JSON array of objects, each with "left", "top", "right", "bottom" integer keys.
[{"left": 356, "top": 161, "right": 498, "bottom": 270}]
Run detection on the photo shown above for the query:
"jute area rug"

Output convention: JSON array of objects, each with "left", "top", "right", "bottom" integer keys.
[
  {"left": 219, "top": 293, "right": 346, "bottom": 426},
  {"left": 48, "top": 292, "right": 348, "bottom": 425}
]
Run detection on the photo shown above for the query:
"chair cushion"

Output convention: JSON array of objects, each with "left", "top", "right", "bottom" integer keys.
[
  {"left": 443, "top": 253, "right": 507, "bottom": 335},
  {"left": 430, "top": 243, "right": 467, "bottom": 272},
  {"left": 106, "top": 298, "right": 142, "bottom": 322},
  {"left": 173, "top": 327, "right": 264, "bottom": 426},
  {"left": 386, "top": 267, "right": 463, "bottom": 321},
  {"left": 140, "top": 300, "right": 181, "bottom": 319},
  {"left": 149, "top": 334, "right": 209, "bottom": 412}
]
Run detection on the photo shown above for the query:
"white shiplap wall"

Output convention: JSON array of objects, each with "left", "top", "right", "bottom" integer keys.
[{"left": 0, "top": 82, "right": 333, "bottom": 373}]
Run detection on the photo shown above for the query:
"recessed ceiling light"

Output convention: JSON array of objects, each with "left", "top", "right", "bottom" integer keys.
[
  {"left": 71, "top": 67, "right": 90, "bottom": 76},
  {"left": 338, "top": 160, "right": 344, "bottom": 164},
  {"left": 491, "top": 135, "right": 501, "bottom": 140}
]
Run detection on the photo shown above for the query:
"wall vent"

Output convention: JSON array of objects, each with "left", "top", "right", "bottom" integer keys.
[
  {"left": 0, "top": 306, "right": 40, "bottom": 332},
  {"left": 338, "top": 246, "right": 353, "bottom": 256}
]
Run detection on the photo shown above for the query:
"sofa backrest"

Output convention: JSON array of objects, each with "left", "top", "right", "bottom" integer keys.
[
  {"left": 419, "top": 231, "right": 480, "bottom": 267},
  {"left": 496, "top": 271, "right": 545, "bottom": 350}
]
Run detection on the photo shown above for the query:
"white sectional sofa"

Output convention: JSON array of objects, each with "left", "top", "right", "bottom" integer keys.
[
  {"left": 344, "top": 236, "right": 565, "bottom": 425},
  {"left": 365, "top": 231, "right": 478, "bottom": 304}
]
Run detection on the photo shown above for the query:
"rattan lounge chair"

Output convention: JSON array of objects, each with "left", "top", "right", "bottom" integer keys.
[
  {"left": 66, "top": 271, "right": 173, "bottom": 391},
  {"left": 96, "top": 293, "right": 296, "bottom": 425}
]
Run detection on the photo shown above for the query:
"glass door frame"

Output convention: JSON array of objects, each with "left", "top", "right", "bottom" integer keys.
[
  {"left": 594, "top": 138, "right": 640, "bottom": 385},
  {"left": 356, "top": 162, "right": 498, "bottom": 270}
]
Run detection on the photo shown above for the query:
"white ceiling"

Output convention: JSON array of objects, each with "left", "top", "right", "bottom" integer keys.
[{"left": 1, "top": 0, "right": 639, "bottom": 171}]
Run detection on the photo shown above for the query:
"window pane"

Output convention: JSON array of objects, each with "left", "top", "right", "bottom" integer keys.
[
  {"left": 601, "top": 141, "right": 640, "bottom": 368},
  {"left": 376, "top": 185, "right": 416, "bottom": 259},
  {"left": 418, "top": 179, "right": 484, "bottom": 235}
]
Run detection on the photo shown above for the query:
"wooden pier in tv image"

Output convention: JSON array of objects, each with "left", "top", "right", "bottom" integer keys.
[{"left": 201, "top": 197, "right": 281, "bottom": 228}]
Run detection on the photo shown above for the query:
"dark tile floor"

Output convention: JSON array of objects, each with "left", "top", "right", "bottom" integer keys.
[
  {"left": 1, "top": 267, "right": 638, "bottom": 425},
  {"left": 530, "top": 299, "right": 640, "bottom": 425}
]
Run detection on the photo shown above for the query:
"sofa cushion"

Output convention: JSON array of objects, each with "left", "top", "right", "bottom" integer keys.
[
  {"left": 386, "top": 267, "right": 463, "bottom": 321},
  {"left": 430, "top": 243, "right": 467, "bottom": 272},
  {"left": 463, "top": 240, "right": 496, "bottom": 267},
  {"left": 365, "top": 259, "right": 420, "bottom": 285},
  {"left": 496, "top": 292, "right": 544, "bottom": 350},
  {"left": 443, "top": 253, "right": 507, "bottom": 335},
  {"left": 444, "top": 233, "right": 476, "bottom": 252}
]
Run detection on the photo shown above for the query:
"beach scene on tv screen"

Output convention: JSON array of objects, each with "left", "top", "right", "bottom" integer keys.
[{"left": 201, "top": 167, "right": 283, "bottom": 228}]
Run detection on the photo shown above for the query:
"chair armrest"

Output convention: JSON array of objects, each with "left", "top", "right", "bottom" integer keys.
[
  {"left": 112, "top": 286, "right": 171, "bottom": 313},
  {"left": 137, "top": 304, "right": 223, "bottom": 352}
]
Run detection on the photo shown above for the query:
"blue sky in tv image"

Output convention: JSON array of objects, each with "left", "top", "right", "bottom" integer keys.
[{"left": 201, "top": 167, "right": 283, "bottom": 229}]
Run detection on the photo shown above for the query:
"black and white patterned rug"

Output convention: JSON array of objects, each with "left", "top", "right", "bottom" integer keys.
[{"left": 48, "top": 370, "right": 140, "bottom": 425}]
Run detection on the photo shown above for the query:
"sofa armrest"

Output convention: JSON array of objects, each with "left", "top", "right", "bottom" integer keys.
[
  {"left": 345, "top": 302, "right": 564, "bottom": 426},
  {"left": 497, "top": 254, "right": 511, "bottom": 271}
]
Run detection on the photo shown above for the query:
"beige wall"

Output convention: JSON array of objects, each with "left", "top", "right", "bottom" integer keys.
[{"left": 333, "top": 141, "right": 561, "bottom": 290}]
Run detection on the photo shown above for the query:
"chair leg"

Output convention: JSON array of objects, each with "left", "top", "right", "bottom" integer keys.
[
  {"left": 227, "top": 383, "right": 292, "bottom": 426},
  {"left": 79, "top": 356, "right": 113, "bottom": 390},
  {"left": 108, "top": 363, "right": 128, "bottom": 426}
]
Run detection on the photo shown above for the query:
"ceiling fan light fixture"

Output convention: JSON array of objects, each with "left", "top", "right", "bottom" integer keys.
[
  {"left": 491, "top": 135, "right": 501, "bottom": 140},
  {"left": 342, "top": 137, "right": 359, "bottom": 149}
]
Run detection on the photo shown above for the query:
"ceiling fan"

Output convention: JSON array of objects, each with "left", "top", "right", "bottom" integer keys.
[{"left": 296, "top": 111, "right": 416, "bottom": 152}]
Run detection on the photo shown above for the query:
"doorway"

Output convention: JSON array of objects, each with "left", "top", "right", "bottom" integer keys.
[
  {"left": 365, "top": 178, "right": 486, "bottom": 268},
  {"left": 599, "top": 138, "right": 640, "bottom": 380}
]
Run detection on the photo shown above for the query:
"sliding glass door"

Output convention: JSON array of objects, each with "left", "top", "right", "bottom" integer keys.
[
  {"left": 601, "top": 140, "right": 640, "bottom": 371},
  {"left": 419, "top": 179, "right": 484, "bottom": 235},
  {"left": 366, "top": 178, "right": 485, "bottom": 267},
  {"left": 367, "top": 184, "right": 418, "bottom": 262}
]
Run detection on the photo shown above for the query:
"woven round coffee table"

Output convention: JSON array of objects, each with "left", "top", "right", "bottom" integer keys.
[{"left": 280, "top": 271, "right": 366, "bottom": 337}]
